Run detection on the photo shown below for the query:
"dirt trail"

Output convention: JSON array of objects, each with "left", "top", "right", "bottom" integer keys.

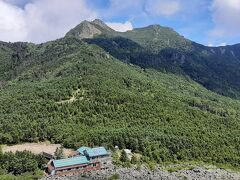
[{"left": 57, "top": 89, "right": 84, "bottom": 104}]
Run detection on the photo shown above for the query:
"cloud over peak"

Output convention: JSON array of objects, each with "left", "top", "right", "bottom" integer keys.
[
  {"left": 0, "top": 1, "right": 27, "bottom": 42},
  {"left": 0, "top": 0, "right": 96, "bottom": 43},
  {"left": 0, "top": 0, "right": 240, "bottom": 45},
  {"left": 106, "top": 21, "right": 133, "bottom": 32}
]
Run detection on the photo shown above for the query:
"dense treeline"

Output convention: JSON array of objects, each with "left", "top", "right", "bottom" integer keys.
[
  {"left": 0, "top": 148, "right": 46, "bottom": 178},
  {"left": 0, "top": 37, "right": 240, "bottom": 170}
]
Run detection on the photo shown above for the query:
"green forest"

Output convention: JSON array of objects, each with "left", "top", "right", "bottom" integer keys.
[
  {"left": 0, "top": 27, "right": 240, "bottom": 177},
  {"left": 0, "top": 148, "right": 46, "bottom": 179}
]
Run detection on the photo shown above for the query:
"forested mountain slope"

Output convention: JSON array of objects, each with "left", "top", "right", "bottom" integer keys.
[
  {"left": 66, "top": 19, "right": 240, "bottom": 99},
  {"left": 0, "top": 35, "right": 240, "bottom": 167}
]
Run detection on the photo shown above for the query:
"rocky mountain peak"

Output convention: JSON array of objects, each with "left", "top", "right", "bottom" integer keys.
[
  {"left": 92, "top": 19, "right": 112, "bottom": 31},
  {"left": 65, "top": 19, "right": 113, "bottom": 40}
]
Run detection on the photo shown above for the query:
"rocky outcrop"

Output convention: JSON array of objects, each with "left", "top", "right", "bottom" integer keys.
[
  {"left": 65, "top": 19, "right": 113, "bottom": 39},
  {"left": 44, "top": 165, "right": 240, "bottom": 180}
]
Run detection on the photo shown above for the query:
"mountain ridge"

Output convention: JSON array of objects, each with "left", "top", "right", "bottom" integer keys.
[
  {"left": 66, "top": 19, "right": 240, "bottom": 48},
  {"left": 66, "top": 19, "right": 240, "bottom": 99},
  {"left": 2, "top": 19, "right": 240, "bottom": 98}
]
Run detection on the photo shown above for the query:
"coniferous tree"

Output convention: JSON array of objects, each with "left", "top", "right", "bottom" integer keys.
[
  {"left": 120, "top": 150, "right": 129, "bottom": 163},
  {"left": 54, "top": 146, "right": 65, "bottom": 159}
]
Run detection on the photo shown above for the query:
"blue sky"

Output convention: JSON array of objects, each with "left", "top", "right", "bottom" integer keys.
[{"left": 1, "top": 0, "right": 240, "bottom": 46}]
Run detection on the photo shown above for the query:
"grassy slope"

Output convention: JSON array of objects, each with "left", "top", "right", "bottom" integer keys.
[{"left": 0, "top": 37, "right": 240, "bottom": 167}]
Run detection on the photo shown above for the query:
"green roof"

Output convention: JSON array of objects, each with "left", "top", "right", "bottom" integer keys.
[
  {"left": 76, "top": 146, "right": 108, "bottom": 157},
  {"left": 53, "top": 156, "right": 89, "bottom": 168},
  {"left": 86, "top": 147, "right": 108, "bottom": 157},
  {"left": 77, "top": 146, "right": 91, "bottom": 154}
]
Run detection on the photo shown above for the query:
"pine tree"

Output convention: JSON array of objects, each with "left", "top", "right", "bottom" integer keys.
[
  {"left": 54, "top": 146, "right": 65, "bottom": 159},
  {"left": 120, "top": 150, "right": 129, "bottom": 163}
]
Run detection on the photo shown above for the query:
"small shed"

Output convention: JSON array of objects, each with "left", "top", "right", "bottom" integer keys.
[
  {"left": 41, "top": 152, "right": 55, "bottom": 160},
  {"left": 123, "top": 149, "right": 132, "bottom": 159}
]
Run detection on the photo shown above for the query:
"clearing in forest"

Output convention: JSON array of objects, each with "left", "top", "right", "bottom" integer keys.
[
  {"left": 2, "top": 142, "right": 74, "bottom": 156},
  {"left": 56, "top": 88, "right": 84, "bottom": 104}
]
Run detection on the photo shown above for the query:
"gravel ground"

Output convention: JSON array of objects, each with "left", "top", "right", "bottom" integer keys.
[{"left": 44, "top": 165, "right": 240, "bottom": 180}]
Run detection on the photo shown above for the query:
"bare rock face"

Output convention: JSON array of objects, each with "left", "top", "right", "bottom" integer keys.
[
  {"left": 65, "top": 19, "right": 113, "bottom": 40},
  {"left": 66, "top": 20, "right": 102, "bottom": 39},
  {"left": 92, "top": 19, "right": 113, "bottom": 31}
]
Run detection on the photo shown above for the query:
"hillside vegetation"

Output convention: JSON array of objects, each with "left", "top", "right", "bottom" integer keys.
[
  {"left": 0, "top": 36, "right": 240, "bottom": 170},
  {"left": 67, "top": 20, "right": 240, "bottom": 99}
]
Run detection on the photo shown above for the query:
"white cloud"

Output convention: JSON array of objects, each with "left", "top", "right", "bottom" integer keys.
[
  {"left": 210, "top": 0, "right": 240, "bottom": 37},
  {"left": 219, "top": 42, "right": 226, "bottom": 46},
  {"left": 0, "top": 0, "right": 96, "bottom": 43},
  {"left": 207, "top": 43, "right": 213, "bottom": 47},
  {"left": 0, "top": 1, "right": 27, "bottom": 42},
  {"left": 106, "top": 21, "right": 133, "bottom": 32},
  {"left": 207, "top": 42, "right": 227, "bottom": 47},
  {"left": 145, "top": 0, "right": 181, "bottom": 17}
]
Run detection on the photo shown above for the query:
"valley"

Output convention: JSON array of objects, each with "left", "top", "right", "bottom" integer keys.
[{"left": 0, "top": 20, "right": 240, "bottom": 179}]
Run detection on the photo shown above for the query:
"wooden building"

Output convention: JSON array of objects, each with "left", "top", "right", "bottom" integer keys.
[
  {"left": 41, "top": 152, "right": 55, "bottom": 160},
  {"left": 47, "top": 146, "right": 110, "bottom": 176},
  {"left": 47, "top": 156, "right": 100, "bottom": 176}
]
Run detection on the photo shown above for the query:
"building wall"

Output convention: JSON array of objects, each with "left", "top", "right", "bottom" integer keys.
[
  {"left": 49, "top": 162, "right": 101, "bottom": 176},
  {"left": 54, "top": 163, "right": 89, "bottom": 171},
  {"left": 55, "top": 163, "right": 100, "bottom": 176}
]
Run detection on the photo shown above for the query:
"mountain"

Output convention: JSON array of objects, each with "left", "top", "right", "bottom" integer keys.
[
  {"left": 66, "top": 20, "right": 240, "bottom": 99},
  {"left": 0, "top": 20, "right": 240, "bottom": 172},
  {"left": 65, "top": 19, "right": 114, "bottom": 39}
]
